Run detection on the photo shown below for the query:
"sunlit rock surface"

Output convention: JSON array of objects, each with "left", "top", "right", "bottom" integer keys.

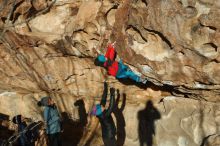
[{"left": 0, "top": 0, "right": 219, "bottom": 146}]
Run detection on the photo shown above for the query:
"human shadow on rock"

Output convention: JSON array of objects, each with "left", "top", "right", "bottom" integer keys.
[
  {"left": 138, "top": 100, "right": 161, "bottom": 146},
  {"left": 113, "top": 90, "right": 126, "bottom": 146},
  {"left": 61, "top": 99, "right": 87, "bottom": 146}
]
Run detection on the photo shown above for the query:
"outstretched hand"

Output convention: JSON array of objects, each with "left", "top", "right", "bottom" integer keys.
[
  {"left": 112, "top": 41, "right": 116, "bottom": 47},
  {"left": 91, "top": 46, "right": 100, "bottom": 56}
]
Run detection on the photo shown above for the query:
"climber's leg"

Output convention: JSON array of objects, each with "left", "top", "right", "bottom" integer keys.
[
  {"left": 117, "top": 62, "right": 147, "bottom": 84},
  {"left": 125, "top": 70, "right": 141, "bottom": 83}
]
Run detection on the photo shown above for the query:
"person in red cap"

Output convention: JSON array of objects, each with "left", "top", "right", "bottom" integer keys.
[{"left": 94, "top": 42, "right": 147, "bottom": 84}]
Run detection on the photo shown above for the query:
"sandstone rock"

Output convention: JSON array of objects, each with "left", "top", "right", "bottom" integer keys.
[{"left": 0, "top": 0, "right": 220, "bottom": 146}]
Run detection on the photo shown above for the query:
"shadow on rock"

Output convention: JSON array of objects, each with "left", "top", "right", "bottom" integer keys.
[
  {"left": 113, "top": 90, "right": 126, "bottom": 146},
  {"left": 0, "top": 113, "right": 15, "bottom": 145},
  {"left": 138, "top": 100, "right": 161, "bottom": 146},
  {"left": 61, "top": 99, "right": 88, "bottom": 146}
]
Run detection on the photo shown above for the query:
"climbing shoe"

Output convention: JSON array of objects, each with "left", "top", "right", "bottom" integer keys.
[{"left": 140, "top": 78, "right": 148, "bottom": 84}]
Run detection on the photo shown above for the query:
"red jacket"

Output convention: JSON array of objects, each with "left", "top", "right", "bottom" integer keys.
[{"left": 103, "top": 44, "right": 119, "bottom": 77}]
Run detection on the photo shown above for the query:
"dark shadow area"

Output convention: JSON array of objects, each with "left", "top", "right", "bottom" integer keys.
[
  {"left": 0, "top": 129, "right": 16, "bottom": 146},
  {"left": 105, "top": 3, "right": 119, "bottom": 17},
  {"left": 0, "top": 113, "right": 9, "bottom": 121},
  {"left": 113, "top": 90, "right": 126, "bottom": 146},
  {"left": 203, "top": 42, "right": 218, "bottom": 50},
  {"left": 74, "top": 99, "right": 88, "bottom": 126},
  {"left": 26, "top": 6, "right": 38, "bottom": 20},
  {"left": 0, "top": 113, "right": 14, "bottom": 145},
  {"left": 61, "top": 99, "right": 88, "bottom": 146},
  {"left": 9, "top": 0, "right": 23, "bottom": 22},
  {"left": 118, "top": 77, "right": 163, "bottom": 90},
  {"left": 2, "top": 120, "right": 43, "bottom": 146},
  {"left": 200, "top": 134, "right": 216, "bottom": 146},
  {"left": 118, "top": 78, "right": 191, "bottom": 98},
  {"left": 141, "top": 0, "right": 148, "bottom": 7},
  {"left": 138, "top": 100, "right": 161, "bottom": 146},
  {"left": 24, "top": 121, "right": 44, "bottom": 145},
  {"left": 118, "top": 78, "right": 148, "bottom": 89},
  {"left": 144, "top": 28, "right": 173, "bottom": 49},
  {"left": 126, "top": 25, "right": 148, "bottom": 42}
]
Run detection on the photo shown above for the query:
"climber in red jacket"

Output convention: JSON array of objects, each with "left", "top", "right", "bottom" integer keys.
[{"left": 94, "top": 42, "right": 147, "bottom": 84}]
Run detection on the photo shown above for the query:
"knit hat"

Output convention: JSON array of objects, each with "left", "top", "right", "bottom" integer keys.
[
  {"left": 12, "top": 115, "right": 22, "bottom": 124},
  {"left": 97, "top": 55, "right": 106, "bottom": 63},
  {"left": 40, "top": 96, "right": 50, "bottom": 106},
  {"left": 91, "top": 104, "right": 102, "bottom": 116}
]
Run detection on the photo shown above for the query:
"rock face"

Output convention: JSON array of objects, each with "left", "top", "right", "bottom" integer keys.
[{"left": 0, "top": 0, "right": 219, "bottom": 146}]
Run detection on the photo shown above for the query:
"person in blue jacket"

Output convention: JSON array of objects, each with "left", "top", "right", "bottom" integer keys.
[
  {"left": 91, "top": 82, "right": 117, "bottom": 146},
  {"left": 38, "top": 96, "right": 62, "bottom": 146}
]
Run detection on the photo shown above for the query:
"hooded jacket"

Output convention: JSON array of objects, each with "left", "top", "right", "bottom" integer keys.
[
  {"left": 43, "top": 105, "right": 61, "bottom": 134},
  {"left": 40, "top": 97, "right": 61, "bottom": 134}
]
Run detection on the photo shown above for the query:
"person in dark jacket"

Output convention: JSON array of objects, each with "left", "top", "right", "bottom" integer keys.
[
  {"left": 38, "top": 96, "right": 62, "bottom": 146},
  {"left": 94, "top": 43, "right": 147, "bottom": 84},
  {"left": 12, "top": 115, "right": 34, "bottom": 146},
  {"left": 91, "top": 82, "right": 117, "bottom": 146}
]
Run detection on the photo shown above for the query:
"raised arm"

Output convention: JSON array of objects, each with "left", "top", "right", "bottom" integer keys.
[
  {"left": 105, "top": 87, "right": 115, "bottom": 117},
  {"left": 115, "top": 90, "right": 126, "bottom": 111},
  {"left": 120, "top": 93, "right": 126, "bottom": 111},
  {"left": 100, "top": 82, "right": 108, "bottom": 106},
  {"left": 116, "top": 89, "right": 120, "bottom": 105}
]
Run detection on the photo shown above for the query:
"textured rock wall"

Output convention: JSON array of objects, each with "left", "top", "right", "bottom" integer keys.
[{"left": 0, "top": 0, "right": 219, "bottom": 146}]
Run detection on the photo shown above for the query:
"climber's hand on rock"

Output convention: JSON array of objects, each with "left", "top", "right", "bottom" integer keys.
[{"left": 112, "top": 41, "right": 116, "bottom": 46}]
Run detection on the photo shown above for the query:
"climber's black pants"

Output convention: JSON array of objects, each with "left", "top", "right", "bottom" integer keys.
[{"left": 103, "top": 137, "right": 117, "bottom": 146}]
